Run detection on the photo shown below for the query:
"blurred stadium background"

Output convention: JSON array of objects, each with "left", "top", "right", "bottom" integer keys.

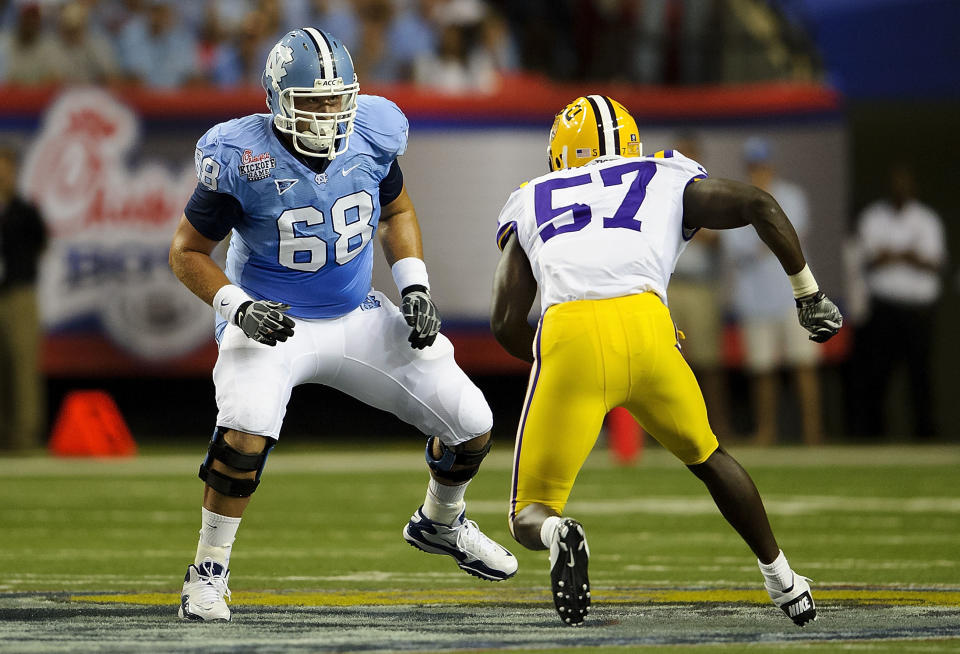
[
  {"left": 0, "top": 0, "right": 957, "bottom": 447},
  {"left": 1, "top": 1, "right": 959, "bottom": 650}
]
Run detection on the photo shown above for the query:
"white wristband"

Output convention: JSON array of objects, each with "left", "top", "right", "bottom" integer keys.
[
  {"left": 391, "top": 257, "right": 430, "bottom": 294},
  {"left": 213, "top": 284, "right": 253, "bottom": 324},
  {"left": 788, "top": 263, "right": 819, "bottom": 298}
]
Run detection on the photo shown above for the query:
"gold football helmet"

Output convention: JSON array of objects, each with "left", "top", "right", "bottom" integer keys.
[{"left": 547, "top": 96, "right": 642, "bottom": 171}]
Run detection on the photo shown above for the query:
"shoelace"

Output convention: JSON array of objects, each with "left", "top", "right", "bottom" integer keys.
[
  {"left": 455, "top": 519, "right": 502, "bottom": 558},
  {"left": 194, "top": 564, "right": 232, "bottom": 604}
]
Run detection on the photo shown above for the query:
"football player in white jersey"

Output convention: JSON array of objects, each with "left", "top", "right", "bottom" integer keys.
[
  {"left": 491, "top": 96, "right": 842, "bottom": 627},
  {"left": 168, "top": 28, "right": 516, "bottom": 622}
]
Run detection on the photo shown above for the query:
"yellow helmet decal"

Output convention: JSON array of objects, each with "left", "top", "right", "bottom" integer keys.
[{"left": 548, "top": 95, "right": 642, "bottom": 171}]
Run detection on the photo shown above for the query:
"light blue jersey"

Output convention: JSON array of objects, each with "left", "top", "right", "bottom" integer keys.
[{"left": 191, "top": 94, "right": 408, "bottom": 319}]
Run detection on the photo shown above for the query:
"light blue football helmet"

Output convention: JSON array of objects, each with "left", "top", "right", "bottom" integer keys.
[{"left": 262, "top": 28, "right": 359, "bottom": 159}]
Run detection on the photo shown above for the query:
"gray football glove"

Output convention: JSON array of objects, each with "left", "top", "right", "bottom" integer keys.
[
  {"left": 401, "top": 285, "right": 441, "bottom": 349},
  {"left": 796, "top": 291, "right": 843, "bottom": 343},
  {"left": 236, "top": 300, "right": 295, "bottom": 346}
]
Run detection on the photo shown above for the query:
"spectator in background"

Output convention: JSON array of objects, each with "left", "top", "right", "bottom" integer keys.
[
  {"left": 209, "top": 7, "right": 276, "bottom": 87},
  {"left": 383, "top": 0, "right": 441, "bottom": 81},
  {"left": 0, "top": 3, "right": 60, "bottom": 85},
  {"left": 722, "top": 137, "right": 823, "bottom": 445},
  {"left": 0, "top": 143, "right": 48, "bottom": 454},
  {"left": 479, "top": 6, "right": 518, "bottom": 74},
  {"left": 309, "top": 0, "right": 360, "bottom": 51},
  {"left": 855, "top": 163, "right": 946, "bottom": 439},
  {"left": 48, "top": 1, "right": 119, "bottom": 85},
  {"left": 632, "top": 0, "right": 718, "bottom": 85},
  {"left": 668, "top": 133, "right": 731, "bottom": 436},
  {"left": 413, "top": 0, "right": 499, "bottom": 94},
  {"left": 352, "top": 0, "right": 395, "bottom": 83},
  {"left": 116, "top": 0, "right": 197, "bottom": 88}
]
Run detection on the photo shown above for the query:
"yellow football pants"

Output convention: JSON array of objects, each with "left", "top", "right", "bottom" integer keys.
[{"left": 510, "top": 292, "right": 719, "bottom": 522}]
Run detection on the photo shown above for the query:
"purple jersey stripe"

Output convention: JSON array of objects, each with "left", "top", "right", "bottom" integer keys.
[
  {"left": 510, "top": 315, "right": 545, "bottom": 524},
  {"left": 496, "top": 222, "right": 517, "bottom": 250}
]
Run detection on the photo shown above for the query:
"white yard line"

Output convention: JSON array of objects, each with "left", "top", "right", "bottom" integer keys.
[
  {"left": 3, "top": 445, "right": 959, "bottom": 477},
  {"left": 466, "top": 495, "right": 960, "bottom": 515}
]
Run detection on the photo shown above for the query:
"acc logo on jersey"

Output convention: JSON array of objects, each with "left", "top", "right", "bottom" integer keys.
[{"left": 238, "top": 149, "right": 276, "bottom": 182}]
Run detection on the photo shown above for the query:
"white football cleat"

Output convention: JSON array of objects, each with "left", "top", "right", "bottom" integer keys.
[
  {"left": 548, "top": 518, "right": 590, "bottom": 626},
  {"left": 766, "top": 572, "right": 817, "bottom": 626},
  {"left": 403, "top": 506, "right": 518, "bottom": 581},
  {"left": 178, "top": 558, "right": 232, "bottom": 622}
]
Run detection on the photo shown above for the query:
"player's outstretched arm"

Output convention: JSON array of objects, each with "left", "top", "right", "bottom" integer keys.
[
  {"left": 169, "top": 214, "right": 295, "bottom": 346},
  {"left": 683, "top": 178, "right": 842, "bottom": 342},
  {"left": 491, "top": 235, "right": 538, "bottom": 363}
]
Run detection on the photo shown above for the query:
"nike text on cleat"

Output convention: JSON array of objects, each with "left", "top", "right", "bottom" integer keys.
[
  {"left": 402, "top": 506, "right": 518, "bottom": 581},
  {"left": 177, "top": 558, "right": 232, "bottom": 622},
  {"left": 548, "top": 518, "right": 590, "bottom": 626},
  {"left": 766, "top": 573, "right": 817, "bottom": 626}
]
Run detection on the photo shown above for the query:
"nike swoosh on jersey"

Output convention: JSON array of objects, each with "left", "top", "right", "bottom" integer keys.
[{"left": 341, "top": 163, "right": 361, "bottom": 176}]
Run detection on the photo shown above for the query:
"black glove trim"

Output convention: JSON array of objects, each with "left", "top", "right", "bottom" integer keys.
[
  {"left": 795, "top": 290, "right": 825, "bottom": 309},
  {"left": 235, "top": 300, "right": 253, "bottom": 326}
]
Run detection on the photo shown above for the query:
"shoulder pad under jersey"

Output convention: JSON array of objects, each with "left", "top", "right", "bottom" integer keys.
[
  {"left": 194, "top": 115, "right": 271, "bottom": 198},
  {"left": 352, "top": 94, "right": 409, "bottom": 164}
]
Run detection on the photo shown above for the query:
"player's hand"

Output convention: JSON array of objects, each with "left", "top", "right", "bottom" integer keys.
[
  {"left": 796, "top": 291, "right": 843, "bottom": 343},
  {"left": 236, "top": 300, "right": 296, "bottom": 346},
  {"left": 401, "top": 285, "right": 441, "bottom": 349}
]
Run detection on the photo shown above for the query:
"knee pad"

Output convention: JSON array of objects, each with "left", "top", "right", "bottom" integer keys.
[
  {"left": 458, "top": 385, "right": 493, "bottom": 437},
  {"left": 198, "top": 427, "right": 276, "bottom": 498},
  {"left": 425, "top": 436, "right": 492, "bottom": 483}
]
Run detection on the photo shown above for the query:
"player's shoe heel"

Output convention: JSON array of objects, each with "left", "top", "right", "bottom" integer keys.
[
  {"left": 403, "top": 506, "right": 518, "bottom": 581},
  {"left": 549, "top": 518, "right": 591, "bottom": 626},
  {"left": 178, "top": 558, "right": 232, "bottom": 622},
  {"left": 766, "top": 573, "right": 816, "bottom": 626}
]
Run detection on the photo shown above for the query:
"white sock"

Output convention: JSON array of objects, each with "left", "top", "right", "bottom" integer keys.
[
  {"left": 758, "top": 550, "right": 794, "bottom": 591},
  {"left": 422, "top": 477, "right": 468, "bottom": 524},
  {"left": 195, "top": 507, "right": 242, "bottom": 567},
  {"left": 540, "top": 515, "right": 563, "bottom": 549}
]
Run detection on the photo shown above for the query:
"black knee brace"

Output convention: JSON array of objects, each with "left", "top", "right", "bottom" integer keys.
[
  {"left": 424, "top": 436, "right": 492, "bottom": 483},
  {"left": 198, "top": 427, "right": 275, "bottom": 498}
]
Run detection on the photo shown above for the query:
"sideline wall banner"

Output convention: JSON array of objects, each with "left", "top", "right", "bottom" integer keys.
[{"left": 0, "top": 81, "right": 844, "bottom": 376}]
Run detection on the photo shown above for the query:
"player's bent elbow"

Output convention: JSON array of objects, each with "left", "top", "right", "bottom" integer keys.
[{"left": 744, "top": 187, "right": 781, "bottom": 227}]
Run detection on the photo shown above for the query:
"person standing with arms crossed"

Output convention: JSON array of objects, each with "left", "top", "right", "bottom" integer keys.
[{"left": 490, "top": 96, "right": 841, "bottom": 626}]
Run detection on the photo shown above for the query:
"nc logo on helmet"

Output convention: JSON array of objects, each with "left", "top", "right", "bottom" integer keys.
[{"left": 265, "top": 44, "right": 294, "bottom": 92}]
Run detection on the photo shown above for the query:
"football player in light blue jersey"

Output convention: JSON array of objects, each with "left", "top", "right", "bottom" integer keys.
[{"left": 169, "top": 27, "right": 517, "bottom": 622}]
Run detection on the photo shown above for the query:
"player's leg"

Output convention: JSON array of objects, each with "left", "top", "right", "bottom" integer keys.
[
  {"left": 328, "top": 292, "right": 515, "bottom": 581},
  {"left": 622, "top": 294, "right": 816, "bottom": 626},
  {"left": 4, "top": 286, "right": 44, "bottom": 450},
  {"left": 509, "top": 301, "right": 608, "bottom": 626},
  {"left": 782, "top": 316, "right": 823, "bottom": 445},
  {"left": 742, "top": 319, "right": 779, "bottom": 445},
  {"left": 179, "top": 321, "right": 307, "bottom": 621}
]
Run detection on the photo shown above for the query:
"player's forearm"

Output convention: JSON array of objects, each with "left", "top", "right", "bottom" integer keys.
[
  {"left": 491, "top": 317, "right": 535, "bottom": 364},
  {"left": 746, "top": 193, "right": 807, "bottom": 276},
  {"left": 378, "top": 205, "right": 424, "bottom": 266},
  {"left": 170, "top": 248, "right": 231, "bottom": 306}
]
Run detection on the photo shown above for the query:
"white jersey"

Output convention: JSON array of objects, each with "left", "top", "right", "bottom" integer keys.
[{"left": 496, "top": 152, "right": 707, "bottom": 313}]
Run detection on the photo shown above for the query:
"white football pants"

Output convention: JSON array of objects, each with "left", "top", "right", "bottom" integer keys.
[{"left": 213, "top": 290, "right": 492, "bottom": 445}]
